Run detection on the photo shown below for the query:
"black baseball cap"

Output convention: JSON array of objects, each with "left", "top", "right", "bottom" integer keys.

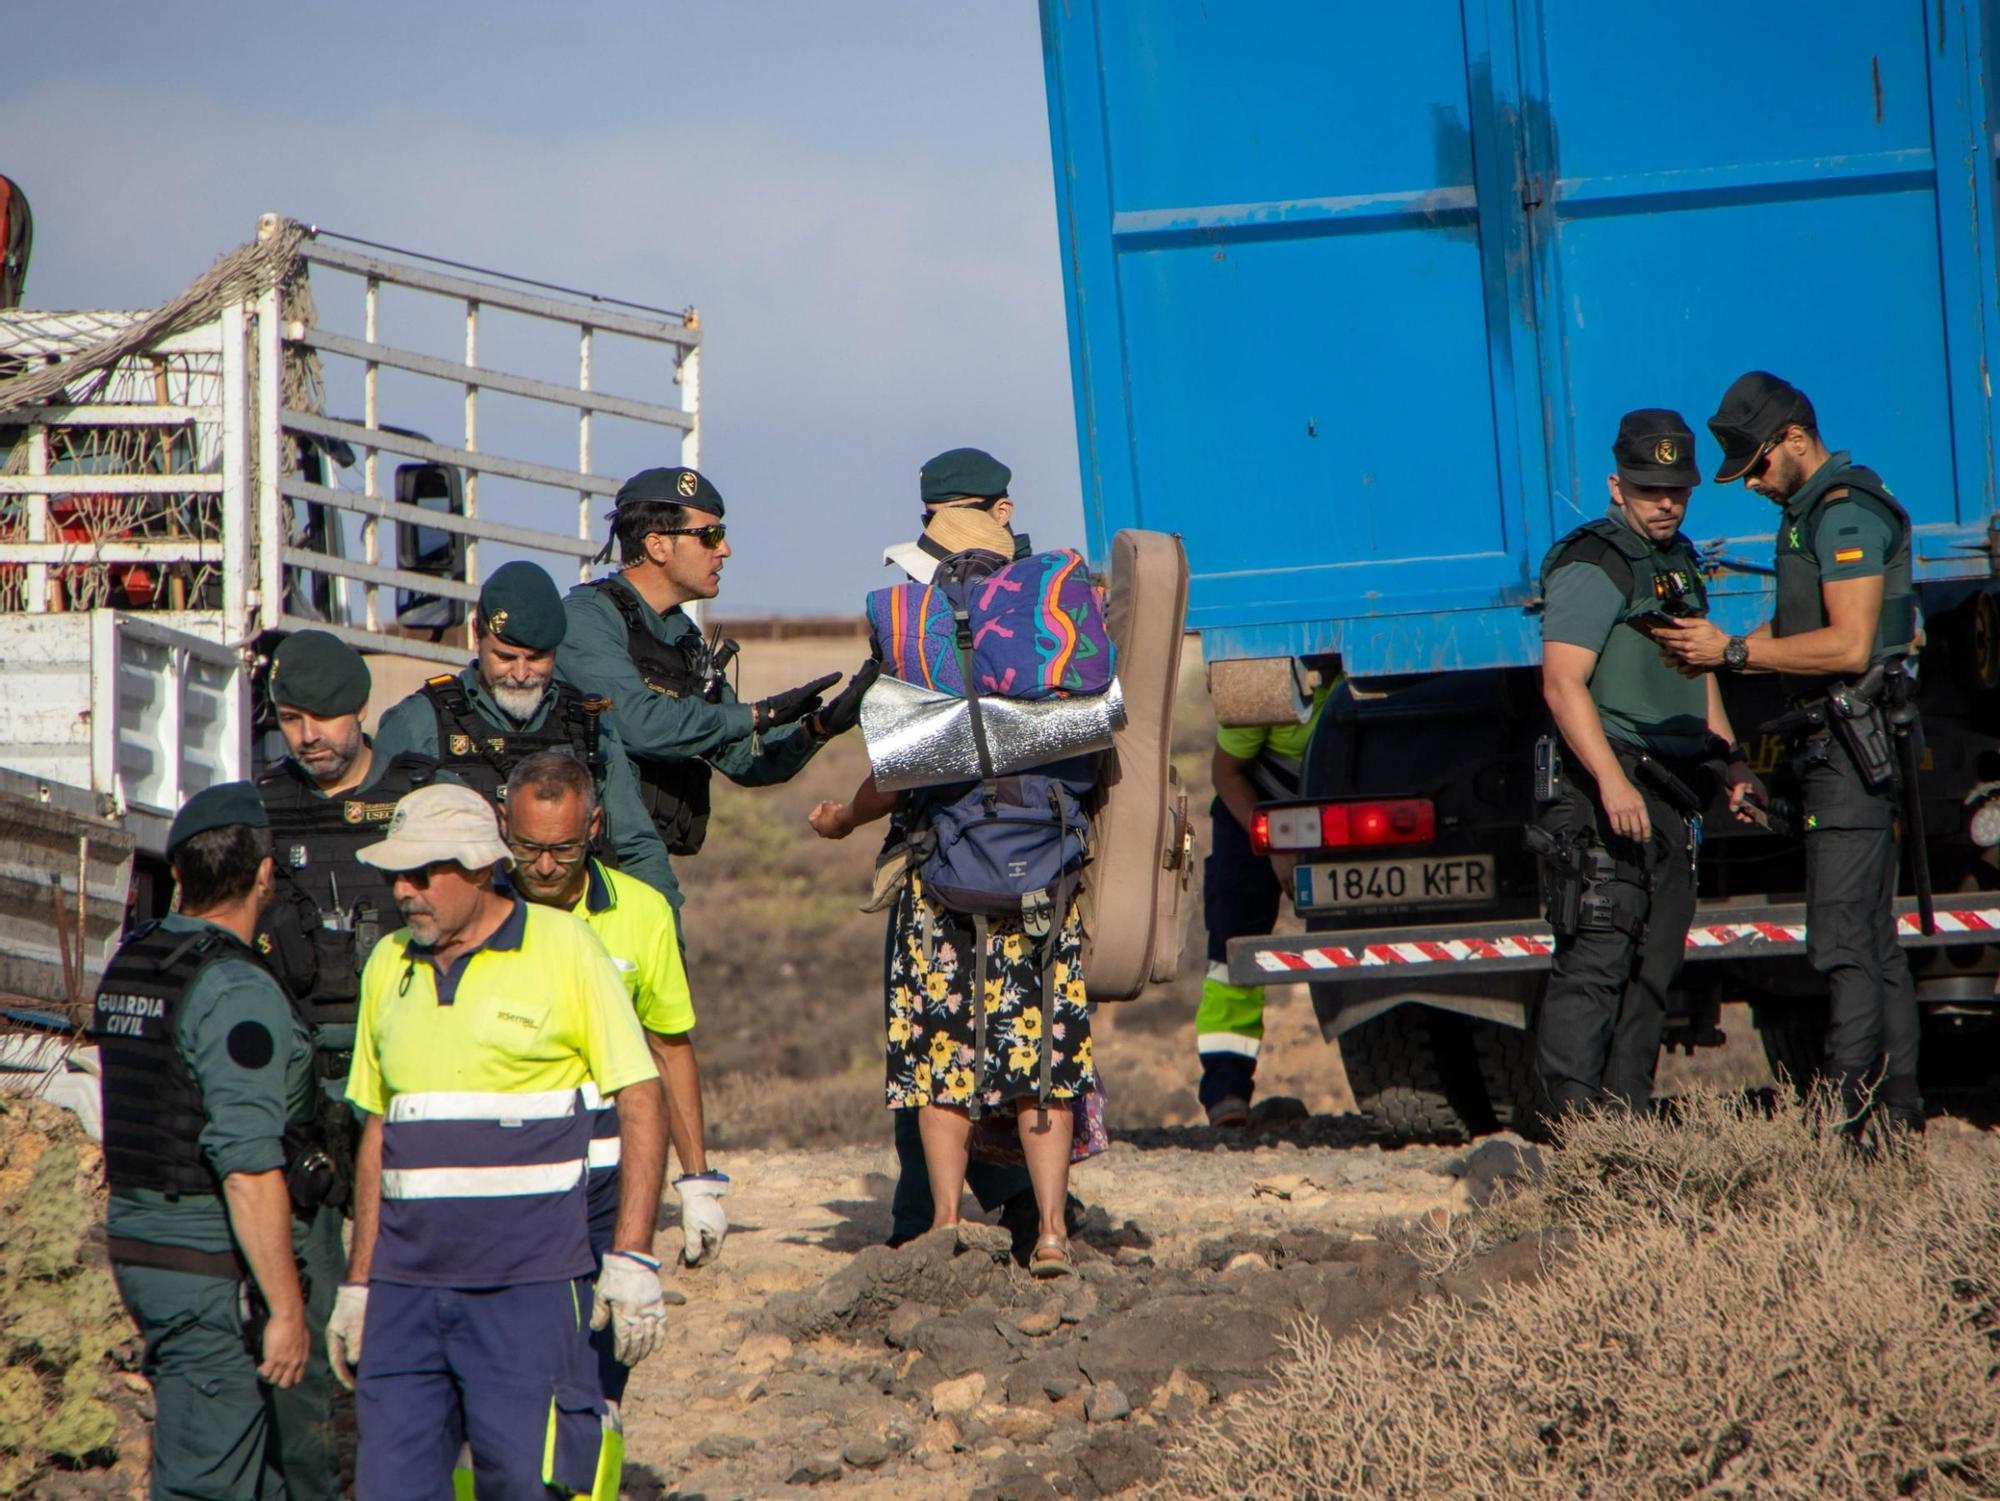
[
  {"left": 1708, "top": 372, "right": 1816, "bottom": 483},
  {"left": 1612, "top": 409, "right": 1700, "bottom": 489}
]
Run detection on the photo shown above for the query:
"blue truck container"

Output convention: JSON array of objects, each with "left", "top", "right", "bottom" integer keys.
[{"left": 1040, "top": 1, "right": 2000, "bottom": 1140}]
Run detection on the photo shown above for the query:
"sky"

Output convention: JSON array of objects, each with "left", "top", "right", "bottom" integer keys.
[{"left": 3, "top": 1, "right": 1084, "bottom": 615}]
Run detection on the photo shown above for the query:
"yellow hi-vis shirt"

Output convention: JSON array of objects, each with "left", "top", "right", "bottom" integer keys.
[
  {"left": 571, "top": 859, "right": 696, "bottom": 1036},
  {"left": 346, "top": 898, "right": 656, "bottom": 1115}
]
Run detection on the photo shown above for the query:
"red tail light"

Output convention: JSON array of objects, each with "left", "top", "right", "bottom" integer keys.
[{"left": 1250, "top": 798, "right": 1434, "bottom": 854}]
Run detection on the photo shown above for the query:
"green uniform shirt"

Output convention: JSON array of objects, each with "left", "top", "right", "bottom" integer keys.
[
  {"left": 106, "top": 914, "right": 317, "bottom": 1254},
  {"left": 369, "top": 667, "right": 673, "bottom": 896},
  {"left": 1542, "top": 513, "right": 1709, "bottom": 757}
]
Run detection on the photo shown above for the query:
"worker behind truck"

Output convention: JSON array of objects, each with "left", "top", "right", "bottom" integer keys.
[
  {"left": 252, "top": 629, "right": 444, "bottom": 1500},
  {"left": 94, "top": 785, "right": 334, "bottom": 1501},
  {"left": 1197, "top": 677, "right": 1333, "bottom": 1128},
  {"left": 1660, "top": 373, "right": 1923, "bottom": 1133},
  {"left": 1533, "top": 410, "right": 1762, "bottom": 1121},
  {"left": 368, "top": 561, "right": 676, "bottom": 897}
]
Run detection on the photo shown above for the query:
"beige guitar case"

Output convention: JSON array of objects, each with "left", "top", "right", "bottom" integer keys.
[{"left": 1081, "top": 530, "right": 1193, "bottom": 1001}]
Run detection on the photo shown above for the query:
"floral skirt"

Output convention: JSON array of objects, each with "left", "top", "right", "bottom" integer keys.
[{"left": 883, "top": 886, "right": 1097, "bottom": 1114}]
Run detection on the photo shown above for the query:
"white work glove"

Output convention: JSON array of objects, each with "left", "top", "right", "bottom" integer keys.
[
  {"left": 590, "top": 1250, "right": 667, "bottom": 1367},
  {"left": 326, "top": 1282, "right": 368, "bottom": 1391},
  {"left": 674, "top": 1171, "right": 730, "bottom": 1267}
]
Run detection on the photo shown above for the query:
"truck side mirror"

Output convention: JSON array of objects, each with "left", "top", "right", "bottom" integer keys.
[{"left": 394, "top": 461, "right": 466, "bottom": 632}]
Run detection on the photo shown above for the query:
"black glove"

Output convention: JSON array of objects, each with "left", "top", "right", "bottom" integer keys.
[
  {"left": 810, "top": 660, "right": 881, "bottom": 740},
  {"left": 753, "top": 672, "right": 839, "bottom": 731}
]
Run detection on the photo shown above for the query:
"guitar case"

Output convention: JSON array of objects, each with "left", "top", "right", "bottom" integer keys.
[{"left": 1080, "top": 530, "right": 1194, "bottom": 1001}]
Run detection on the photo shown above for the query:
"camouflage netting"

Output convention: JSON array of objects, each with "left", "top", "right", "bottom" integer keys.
[{"left": 0, "top": 1098, "right": 142, "bottom": 1496}]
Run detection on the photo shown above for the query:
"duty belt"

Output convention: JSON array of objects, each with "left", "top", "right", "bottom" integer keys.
[{"left": 107, "top": 1236, "right": 247, "bottom": 1282}]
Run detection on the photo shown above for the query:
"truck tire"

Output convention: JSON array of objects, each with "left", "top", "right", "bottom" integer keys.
[
  {"left": 1337, "top": 1006, "right": 1494, "bottom": 1145},
  {"left": 1752, "top": 999, "right": 1828, "bottom": 1097},
  {"left": 1472, "top": 1020, "right": 1542, "bottom": 1138}
]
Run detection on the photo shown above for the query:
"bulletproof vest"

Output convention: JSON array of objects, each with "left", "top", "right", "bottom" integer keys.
[
  {"left": 255, "top": 752, "right": 438, "bottom": 1032},
  {"left": 421, "top": 673, "right": 604, "bottom": 803},
  {"left": 587, "top": 579, "right": 714, "bottom": 856},
  {"left": 1773, "top": 464, "right": 1914, "bottom": 695},
  {"left": 92, "top": 923, "right": 266, "bottom": 1199}
]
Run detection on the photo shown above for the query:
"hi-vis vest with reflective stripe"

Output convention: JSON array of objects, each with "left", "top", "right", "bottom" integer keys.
[{"left": 375, "top": 1086, "right": 595, "bottom": 1287}]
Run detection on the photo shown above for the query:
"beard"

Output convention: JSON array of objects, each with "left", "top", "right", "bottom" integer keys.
[
  {"left": 398, "top": 901, "right": 440, "bottom": 945},
  {"left": 488, "top": 680, "right": 548, "bottom": 722}
]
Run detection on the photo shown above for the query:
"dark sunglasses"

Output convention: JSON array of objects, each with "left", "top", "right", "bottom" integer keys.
[
  {"left": 1745, "top": 430, "right": 1789, "bottom": 480},
  {"left": 655, "top": 523, "right": 728, "bottom": 549},
  {"left": 392, "top": 860, "right": 463, "bottom": 889}
]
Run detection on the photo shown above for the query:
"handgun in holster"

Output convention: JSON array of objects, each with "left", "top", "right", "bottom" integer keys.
[
  {"left": 1825, "top": 662, "right": 1896, "bottom": 789},
  {"left": 1525, "top": 824, "right": 1615, "bottom": 938}
]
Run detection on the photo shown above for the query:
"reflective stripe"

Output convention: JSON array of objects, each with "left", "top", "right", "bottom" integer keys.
[
  {"left": 587, "top": 1137, "right": 621, "bottom": 1169},
  {"left": 1197, "top": 1032, "right": 1262, "bottom": 1060},
  {"left": 382, "top": 1160, "right": 585, "bottom": 1199},
  {"left": 579, "top": 1082, "right": 609, "bottom": 1111},
  {"left": 386, "top": 1088, "right": 580, "bottom": 1124}
]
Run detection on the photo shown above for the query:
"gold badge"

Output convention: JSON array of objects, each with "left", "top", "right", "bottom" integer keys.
[
  {"left": 343, "top": 801, "right": 365, "bottom": 824},
  {"left": 256, "top": 934, "right": 272, "bottom": 954},
  {"left": 487, "top": 608, "right": 509, "bottom": 637},
  {"left": 677, "top": 471, "right": 698, "bottom": 498},
  {"left": 450, "top": 734, "right": 473, "bottom": 755},
  {"left": 1654, "top": 438, "right": 1678, "bottom": 464}
]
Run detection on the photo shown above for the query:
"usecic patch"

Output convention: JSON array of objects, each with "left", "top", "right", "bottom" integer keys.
[{"left": 1834, "top": 547, "right": 1866, "bottom": 564}]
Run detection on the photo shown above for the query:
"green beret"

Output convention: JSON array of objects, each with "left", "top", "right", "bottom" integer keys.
[
  {"left": 615, "top": 466, "right": 725, "bottom": 517},
  {"left": 920, "top": 447, "right": 1011, "bottom": 505},
  {"left": 268, "top": 630, "right": 371, "bottom": 716},
  {"left": 478, "top": 562, "right": 567, "bottom": 651},
  {"left": 168, "top": 782, "right": 269, "bottom": 857}
]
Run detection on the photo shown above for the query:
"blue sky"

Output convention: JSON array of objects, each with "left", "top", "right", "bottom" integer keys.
[{"left": 4, "top": 2, "right": 1083, "bottom": 614}]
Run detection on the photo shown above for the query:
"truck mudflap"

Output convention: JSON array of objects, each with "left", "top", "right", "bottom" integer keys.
[{"left": 1228, "top": 902, "right": 2000, "bottom": 987}]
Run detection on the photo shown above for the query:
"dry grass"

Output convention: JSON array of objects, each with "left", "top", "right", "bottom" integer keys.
[{"left": 1155, "top": 1090, "right": 2000, "bottom": 1500}]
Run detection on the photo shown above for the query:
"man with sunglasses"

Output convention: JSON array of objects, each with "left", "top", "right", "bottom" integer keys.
[
  {"left": 1658, "top": 372, "right": 1922, "bottom": 1132},
  {"left": 500, "top": 751, "right": 719, "bottom": 1471},
  {"left": 556, "top": 466, "right": 877, "bottom": 916},
  {"left": 370, "top": 561, "right": 675, "bottom": 898}
]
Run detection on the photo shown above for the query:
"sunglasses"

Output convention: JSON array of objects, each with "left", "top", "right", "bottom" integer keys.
[
  {"left": 392, "top": 860, "right": 464, "bottom": 889},
  {"left": 655, "top": 523, "right": 728, "bottom": 549},
  {"left": 1744, "top": 427, "right": 1794, "bottom": 481},
  {"left": 506, "top": 837, "right": 589, "bottom": 867}
]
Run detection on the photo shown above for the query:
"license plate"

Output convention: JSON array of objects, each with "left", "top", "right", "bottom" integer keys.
[{"left": 1295, "top": 854, "right": 1496, "bottom": 912}]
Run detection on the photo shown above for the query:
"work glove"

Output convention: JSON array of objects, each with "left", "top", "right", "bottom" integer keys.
[
  {"left": 809, "top": 661, "right": 881, "bottom": 741},
  {"left": 590, "top": 1250, "right": 668, "bottom": 1367},
  {"left": 325, "top": 1282, "right": 368, "bottom": 1391},
  {"left": 752, "top": 673, "right": 839, "bottom": 731},
  {"left": 674, "top": 1171, "right": 731, "bottom": 1266}
]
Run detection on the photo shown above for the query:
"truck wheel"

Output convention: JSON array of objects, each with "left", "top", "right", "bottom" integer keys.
[
  {"left": 1472, "top": 1020, "right": 1542, "bottom": 1138},
  {"left": 1338, "top": 1006, "right": 1494, "bottom": 1145},
  {"left": 1752, "top": 1000, "right": 1828, "bottom": 1097}
]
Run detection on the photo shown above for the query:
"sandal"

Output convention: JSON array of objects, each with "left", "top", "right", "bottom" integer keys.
[{"left": 1029, "top": 1233, "right": 1075, "bottom": 1278}]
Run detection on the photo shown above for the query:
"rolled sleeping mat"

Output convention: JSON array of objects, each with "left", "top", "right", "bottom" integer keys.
[{"left": 1081, "top": 530, "right": 1193, "bottom": 1001}]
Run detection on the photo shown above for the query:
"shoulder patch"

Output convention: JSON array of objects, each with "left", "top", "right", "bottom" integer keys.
[
  {"left": 226, "top": 1021, "right": 275, "bottom": 1070},
  {"left": 1833, "top": 547, "right": 1866, "bottom": 564}
]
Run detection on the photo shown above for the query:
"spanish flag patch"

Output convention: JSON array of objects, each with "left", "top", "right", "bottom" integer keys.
[{"left": 1833, "top": 547, "right": 1865, "bottom": 563}]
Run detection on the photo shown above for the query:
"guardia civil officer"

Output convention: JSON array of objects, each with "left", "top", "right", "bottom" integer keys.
[
  {"left": 1535, "top": 410, "right": 1763, "bottom": 1118},
  {"left": 1660, "top": 373, "right": 1922, "bottom": 1130},
  {"left": 95, "top": 785, "right": 329, "bottom": 1501},
  {"left": 369, "top": 560, "right": 674, "bottom": 894},
  {"left": 324, "top": 784, "right": 667, "bottom": 1501},
  {"left": 253, "top": 629, "right": 443, "bottom": 1499},
  {"left": 554, "top": 466, "right": 875, "bottom": 915}
]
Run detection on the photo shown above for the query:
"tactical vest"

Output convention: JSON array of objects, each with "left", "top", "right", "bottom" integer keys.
[
  {"left": 1540, "top": 516, "right": 1709, "bottom": 753},
  {"left": 587, "top": 579, "right": 714, "bottom": 856},
  {"left": 421, "top": 673, "right": 604, "bottom": 802},
  {"left": 92, "top": 924, "right": 268, "bottom": 1199},
  {"left": 256, "top": 752, "right": 437, "bottom": 1034},
  {"left": 1772, "top": 464, "right": 1914, "bottom": 696}
]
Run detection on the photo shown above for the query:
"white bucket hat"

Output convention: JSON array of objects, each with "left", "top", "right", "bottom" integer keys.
[{"left": 357, "top": 784, "right": 513, "bottom": 872}]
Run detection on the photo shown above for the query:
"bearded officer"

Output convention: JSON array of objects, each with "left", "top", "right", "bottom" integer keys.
[
  {"left": 555, "top": 466, "right": 874, "bottom": 916},
  {"left": 253, "top": 629, "right": 443, "bottom": 1499},
  {"left": 1535, "top": 410, "right": 1763, "bottom": 1120},
  {"left": 1660, "top": 373, "right": 1922, "bottom": 1131},
  {"left": 95, "top": 785, "right": 326, "bottom": 1500},
  {"left": 323, "top": 784, "right": 667, "bottom": 1501},
  {"left": 370, "top": 560, "right": 673, "bottom": 895}
]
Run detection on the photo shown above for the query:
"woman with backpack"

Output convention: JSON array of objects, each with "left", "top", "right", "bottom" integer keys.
[{"left": 811, "top": 501, "right": 1102, "bottom": 1278}]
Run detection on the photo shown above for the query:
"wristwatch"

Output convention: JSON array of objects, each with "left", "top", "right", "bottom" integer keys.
[{"left": 1722, "top": 635, "right": 1749, "bottom": 671}]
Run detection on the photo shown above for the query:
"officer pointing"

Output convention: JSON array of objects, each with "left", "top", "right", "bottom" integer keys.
[
  {"left": 95, "top": 785, "right": 326, "bottom": 1500},
  {"left": 1659, "top": 372, "right": 1922, "bottom": 1131},
  {"left": 1533, "top": 410, "right": 1761, "bottom": 1119}
]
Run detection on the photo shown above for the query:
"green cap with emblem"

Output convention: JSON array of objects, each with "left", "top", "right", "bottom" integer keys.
[
  {"left": 614, "top": 466, "right": 725, "bottom": 517},
  {"left": 167, "top": 781, "right": 270, "bottom": 857},
  {"left": 268, "top": 629, "right": 371, "bottom": 716},
  {"left": 477, "top": 561, "right": 567, "bottom": 651},
  {"left": 920, "top": 448, "right": 1011, "bottom": 506}
]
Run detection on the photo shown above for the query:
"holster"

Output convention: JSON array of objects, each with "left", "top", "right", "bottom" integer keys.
[
  {"left": 1525, "top": 823, "right": 1617, "bottom": 938},
  {"left": 1826, "top": 664, "right": 1896, "bottom": 790}
]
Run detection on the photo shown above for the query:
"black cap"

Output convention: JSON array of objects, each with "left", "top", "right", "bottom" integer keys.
[
  {"left": 1612, "top": 408, "right": 1700, "bottom": 489},
  {"left": 920, "top": 448, "right": 1011, "bottom": 505},
  {"left": 167, "top": 782, "right": 269, "bottom": 857},
  {"left": 268, "top": 630, "right": 371, "bottom": 717},
  {"left": 614, "top": 466, "right": 725, "bottom": 517},
  {"left": 477, "top": 562, "right": 567, "bottom": 651},
  {"left": 1708, "top": 372, "right": 1816, "bottom": 483}
]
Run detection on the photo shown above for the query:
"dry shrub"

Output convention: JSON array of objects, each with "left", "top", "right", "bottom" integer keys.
[
  {"left": 1157, "top": 1089, "right": 2000, "bottom": 1499},
  {"left": 704, "top": 1066, "right": 885, "bottom": 1152}
]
